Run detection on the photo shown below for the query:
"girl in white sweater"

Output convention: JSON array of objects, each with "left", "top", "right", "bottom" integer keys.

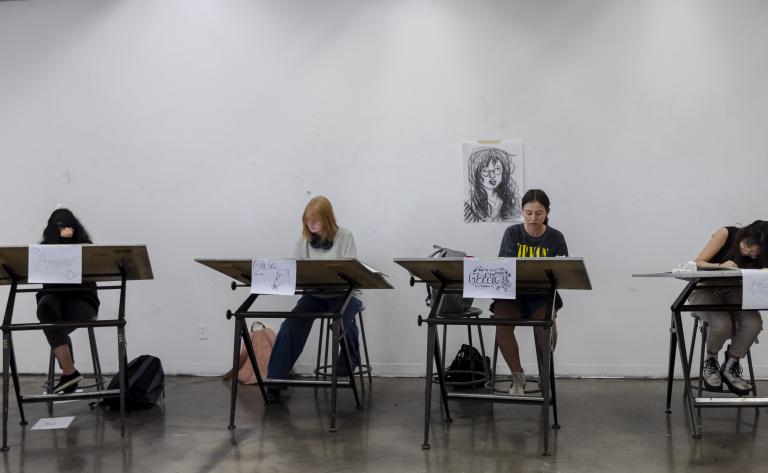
[{"left": 266, "top": 196, "right": 363, "bottom": 398}]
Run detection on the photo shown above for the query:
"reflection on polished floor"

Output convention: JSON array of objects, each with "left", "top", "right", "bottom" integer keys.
[{"left": 2, "top": 376, "right": 768, "bottom": 472}]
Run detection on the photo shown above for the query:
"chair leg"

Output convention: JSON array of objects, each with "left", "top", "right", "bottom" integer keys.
[
  {"left": 696, "top": 320, "right": 704, "bottom": 399},
  {"left": 746, "top": 348, "right": 759, "bottom": 415},
  {"left": 535, "top": 343, "right": 544, "bottom": 391},
  {"left": 357, "top": 352, "right": 366, "bottom": 398},
  {"left": 353, "top": 318, "right": 366, "bottom": 398},
  {"left": 441, "top": 324, "right": 447, "bottom": 377},
  {"left": 491, "top": 338, "right": 499, "bottom": 393},
  {"left": 696, "top": 322, "right": 707, "bottom": 416},
  {"left": 322, "top": 318, "right": 331, "bottom": 378},
  {"left": 315, "top": 318, "right": 326, "bottom": 380},
  {"left": 476, "top": 325, "right": 489, "bottom": 388},
  {"left": 88, "top": 327, "right": 104, "bottom": 391},
  {"left": 747, "top": 349, "right": 757, "bottom": 396},
  {"left": 47, "top": 350, "right": 56, "bottom": 416},
  {"left": 466, "top": 325, "right": 476, "bottom": 385},
  {"left": 320, "top": 316, "right": 360, "bottom": 384},
  {"left": 358, "top": 311, "right": 373, "bottom": 384},
  {"left": 688, "top": 318, "right": 698, "bottom": 378}
]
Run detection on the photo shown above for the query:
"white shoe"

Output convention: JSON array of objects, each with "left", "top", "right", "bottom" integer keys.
[
  {"left": 721, "top": 354, "right": 751, "bottom": 396},
  {"left": 702, "top": 355, "right": 722, "bottom": 392},
  {"left": 509, "top": 371, "right": 525, "bottom": 396}
]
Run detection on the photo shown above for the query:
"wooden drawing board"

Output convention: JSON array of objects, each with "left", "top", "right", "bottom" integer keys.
[
  {"left": 0, "top": 245, "right": 153, "bottom": 285},
  {"left": 196, "top": 258, "right": 393, "bottom": 290},
  {"left": 394, "top": 257, "right": 592, "bottom": 290}
]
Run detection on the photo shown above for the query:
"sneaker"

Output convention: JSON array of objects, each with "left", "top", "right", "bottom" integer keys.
[
  {"left": 53, "top": 370, "right": 82, "bottom": 394},
  {"left": 509, "top": 371, "right": 526, "bottom": 396},
  {"left": 702, "top": 356, "right": 722, "bottom": 392},
  {"left": 721, "top": 354, "right": 752, "bottom": 396},
  {"left": 265, "top": 387, "right": 290, "bottom": 402}
]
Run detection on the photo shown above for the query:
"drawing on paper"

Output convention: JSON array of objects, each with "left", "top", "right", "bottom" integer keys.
[
  {"left": 467, "top": 266, "right": 514, "bottom": 293},
  {"left": 251, "top": 258, "right": 297, "bottom": 296},
  {"left": 748, "top": 280, "right": 768, "bottom": 298},
  {"left": 463, "top": 141, "right": 524, "bottom": 223},
  {"left": 272, "top": 269, "right": 291, "bottom": 290}
]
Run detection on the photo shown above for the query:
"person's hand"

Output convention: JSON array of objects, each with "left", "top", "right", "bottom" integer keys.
[
  {"left": 720, "top": 260, "right": 738, "bottom": 269},
  {"left": 59, "top": 227, "right": 74, "bottom": 239}
]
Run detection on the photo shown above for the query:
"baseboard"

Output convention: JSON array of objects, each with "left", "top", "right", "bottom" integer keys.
[{"left": 17, "top": 361, "right": 768, "bottom": 379}]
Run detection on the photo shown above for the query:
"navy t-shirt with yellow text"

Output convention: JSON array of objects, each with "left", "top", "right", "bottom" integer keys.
[
  {"left": 497, "top": 223, "right": 569, "bottom": 311},
  {"left": 498, "top": 224, "right": 568, "bottom": 258}
]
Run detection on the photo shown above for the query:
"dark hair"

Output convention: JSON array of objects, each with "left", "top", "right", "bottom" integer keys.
[
  {"left": 725, "top": 220, "right": 768, "bottom": 269},
  {"left": 41, "top": 208, "right": 93, "bottom": 244},
  {"left": 466, "top": 147, "right": 520, "bottom": 221},
  {"left": 521, "top": 189, "right": 551, "bottom": 225}
]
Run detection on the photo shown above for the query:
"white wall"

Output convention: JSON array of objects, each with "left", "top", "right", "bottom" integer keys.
[{"left": 1, "top": 0, "right": 767, "bottom": 377}]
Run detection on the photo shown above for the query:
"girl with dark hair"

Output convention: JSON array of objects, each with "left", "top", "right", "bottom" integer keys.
[
  {"left": 464, "top": 147, "right": 521, "bottom": 222},
  {"left": 266, "top": 196, "right": 362, "bottom": 399},
  {"left": 690, "top": 220, "right": 768, "bottom": 395},
  {"left": 492, "top": 189, "right": 568, "bottom": 395},
  {"left": 36, "top": 208, "right": 99, "bottom": 393}
]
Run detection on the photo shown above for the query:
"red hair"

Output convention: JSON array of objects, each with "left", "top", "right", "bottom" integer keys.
[{"left": 301, "top": 196, "right": 339, "bottom": 240}]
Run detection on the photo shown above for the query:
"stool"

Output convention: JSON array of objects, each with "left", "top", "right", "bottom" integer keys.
[
  {"left": 687, "top": 315, "right": 758, "bottom": 405},
  {"left": 315, "top": 309, "right": 372, "bottom": 394},
  {"left": 436, "top": 307, "right": 490, "bottom": 389},
  {"left": 489, "top": 319, "right": 559, "bottom": 427},
  {"left": 45, "top": 326, "right": 106, "bottom": 415}
]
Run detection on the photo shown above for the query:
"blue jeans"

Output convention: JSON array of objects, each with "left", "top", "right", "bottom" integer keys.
[{"left": 267, "top": 295, "right": 362, "bottom": 380}]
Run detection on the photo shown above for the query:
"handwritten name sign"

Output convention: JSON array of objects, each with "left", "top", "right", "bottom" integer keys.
[
  {"left": 251, "top": 258, "right": 297, "bottom": 295},
  {"left": 463, "top": 257, "right": 516, "bottom": 299},
  {"left": 742, "top": 269, "right": 768, "bottom": 310},
  {"left": 28, "top": 245, "right": 82, "bottom": 284}
]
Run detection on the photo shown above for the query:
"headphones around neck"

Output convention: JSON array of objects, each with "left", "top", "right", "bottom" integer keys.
[{"left": 309, "top": 234, "right": 333, "bottom": 250}]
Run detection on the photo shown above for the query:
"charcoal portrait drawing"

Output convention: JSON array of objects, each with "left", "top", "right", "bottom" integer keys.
[{"left": 463, "top": 141, "right": 524, "bottom": 223}]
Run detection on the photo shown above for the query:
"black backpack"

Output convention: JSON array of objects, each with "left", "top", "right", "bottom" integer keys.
[
  {"left": 444, "top": 344, "right": 491, "bottom": 390},
  {"left": 426, "top": 245, "right": 473, "bottom": 315},
  {"left": 101, "top": 355, "right": 165, "bottom": 410}
]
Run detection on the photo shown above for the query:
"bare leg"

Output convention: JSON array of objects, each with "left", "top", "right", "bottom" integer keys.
[
  {"left": 495, "top": 303, "right": 523, "bottom": 373},
  {"left": 531, "top": 307, "right": 550, "bottom": 355},
  {"left": 52, "top": 345, "right": 76, "bottom": 375},
  {"left": 552, "top": 320, "right": 558, "bottom": 350}
]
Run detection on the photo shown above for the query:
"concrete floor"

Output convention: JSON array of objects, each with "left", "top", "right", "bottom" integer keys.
[{"left": 2, "top": 376, "right": 768, "bottom": 472}]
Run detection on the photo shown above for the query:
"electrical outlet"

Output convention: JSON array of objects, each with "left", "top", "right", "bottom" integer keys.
[{"left": 198, "top": 323, "right": 208, "bottom": 340}]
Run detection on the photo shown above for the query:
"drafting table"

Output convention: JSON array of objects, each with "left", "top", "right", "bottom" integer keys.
[
  {"left": 395, "top": 257, "right": 591, "bottom": 455},
  {"left": 634, "top": 270, "right": 768, "bottom": 438},
  {"left": 196, "top": 258, "right": 392, "bottom": 432},
  {"left": 0, "top": 245, "right": 153, "bottom": 452}
]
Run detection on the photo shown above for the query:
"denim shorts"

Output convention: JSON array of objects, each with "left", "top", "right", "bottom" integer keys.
[{"left": 493, "top": 296, "right": 551, "bottom": 319}]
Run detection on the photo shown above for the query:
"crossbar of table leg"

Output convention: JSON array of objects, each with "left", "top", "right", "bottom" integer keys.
[{"left": 694, "top": 397, "right": 768, "bottom": 407}]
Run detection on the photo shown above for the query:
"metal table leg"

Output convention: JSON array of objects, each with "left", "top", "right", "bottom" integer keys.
[
  {"left": 672, "top": 310, "right": 700, "bottom": 438},
  {"left": 665, "top": 314, "right": 677, "bottom": 414}
]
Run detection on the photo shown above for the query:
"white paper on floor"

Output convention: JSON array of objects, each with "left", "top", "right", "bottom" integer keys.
[{"left": 31, "top": 416, "right": 75, "bottom": 430}]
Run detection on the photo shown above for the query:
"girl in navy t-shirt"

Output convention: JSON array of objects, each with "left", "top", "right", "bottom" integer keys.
[{"left": 493, "top": 189, "right": 568, "bottom": 395}]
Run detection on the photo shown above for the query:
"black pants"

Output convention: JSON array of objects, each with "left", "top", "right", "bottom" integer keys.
[{"left": 36, "top": 294, "right": 98, "bottom": 349}]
